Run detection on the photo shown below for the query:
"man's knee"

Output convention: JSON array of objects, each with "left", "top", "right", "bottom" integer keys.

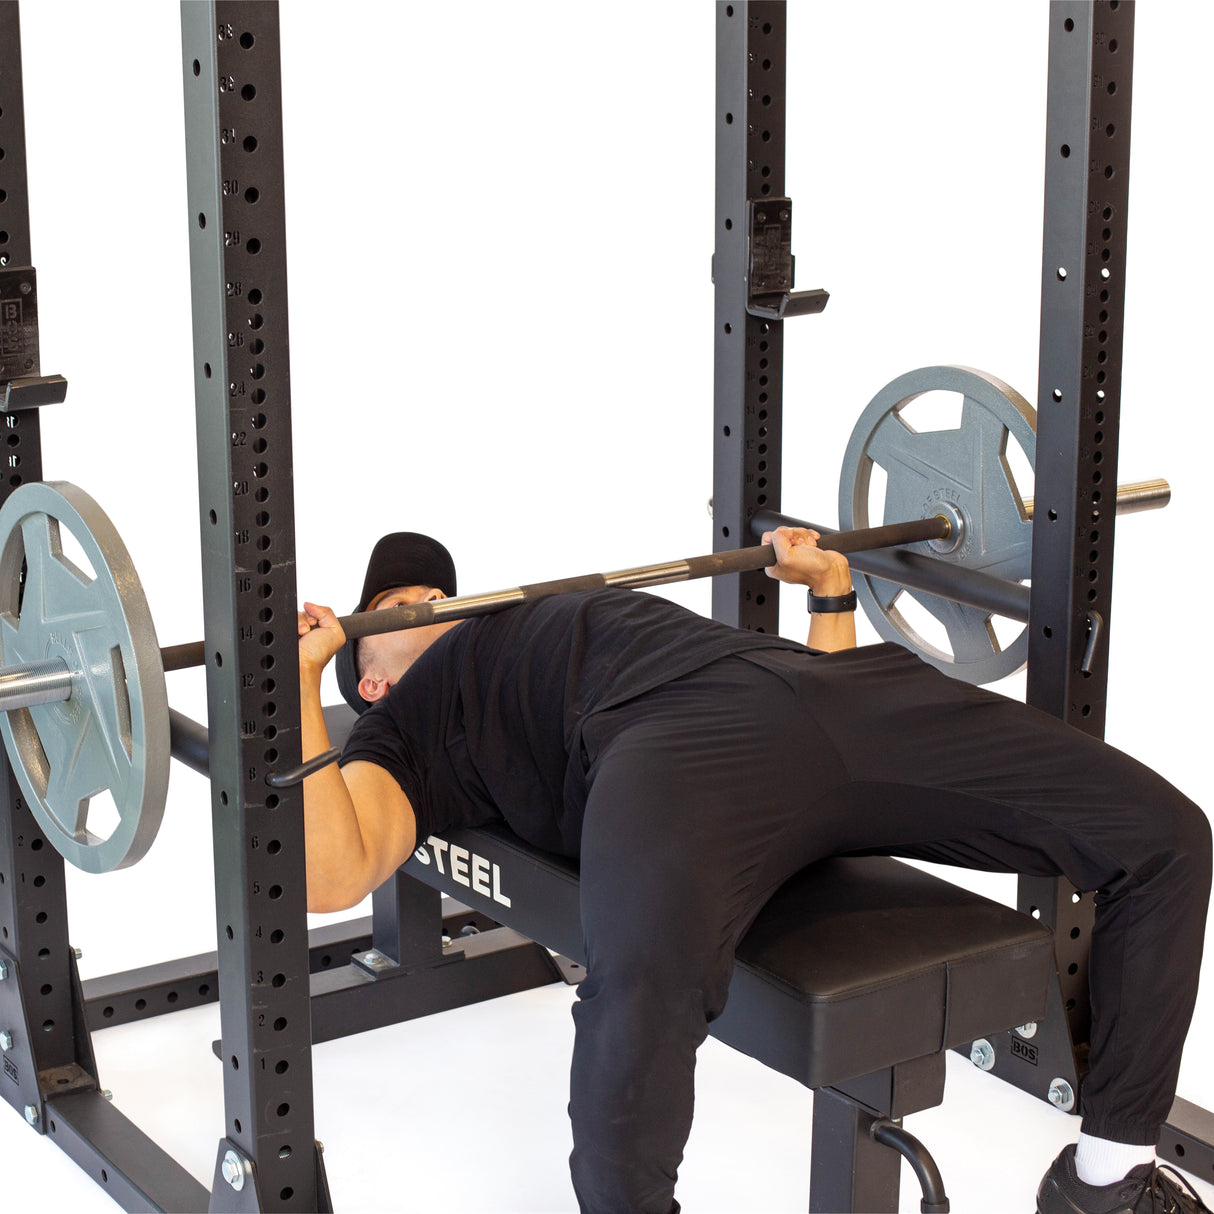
[
  {"left": 1120, "top": 793, "right": 1213, "bottom": 905},
  {"left": 1155, "top": 794, "right": 1212, "bottom": 887},
  {"left": 575, "top": 945, "right": 734, "bottom": 1033},
  {"left": 579, "top": 921, "right": 736, "bottom": 1025}
]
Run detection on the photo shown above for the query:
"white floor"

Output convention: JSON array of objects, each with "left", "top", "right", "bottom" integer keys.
[{"left": 2, "top": 959, "right": 1212, "bottom": 1214}]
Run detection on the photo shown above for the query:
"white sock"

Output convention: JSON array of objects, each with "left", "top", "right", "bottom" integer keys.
[{"left": 1074, "top": 1133, "right": 1157, "bottom": 1187}]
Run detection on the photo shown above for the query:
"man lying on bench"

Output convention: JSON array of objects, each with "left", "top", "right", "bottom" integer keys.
[{"left": 296, "top": 527, "right": 1211, "bottom": 1214}]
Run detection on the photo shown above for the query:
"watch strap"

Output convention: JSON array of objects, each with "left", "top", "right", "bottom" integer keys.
[{"left": 808, "top": 588, "right": 857, "bottom": 614}]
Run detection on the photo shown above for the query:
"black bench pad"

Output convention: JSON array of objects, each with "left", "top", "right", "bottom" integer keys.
[{"left": 403, "top": 823, "right": 1055, "bottom": 1091}]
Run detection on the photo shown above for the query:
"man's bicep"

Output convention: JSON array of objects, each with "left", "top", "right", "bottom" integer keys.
[{"left": 341, "top": 760, "right": 419, "bottom": 888}]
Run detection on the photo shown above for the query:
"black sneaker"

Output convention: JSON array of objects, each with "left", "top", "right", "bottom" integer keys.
[{"left": 1037, "top": 1144, "right": 1212, "bottom": 1213}]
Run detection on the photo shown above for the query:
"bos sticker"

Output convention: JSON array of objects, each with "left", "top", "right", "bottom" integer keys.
[{"left": 1010, "top": 1037, "right": 1039, "bottom": 1067}]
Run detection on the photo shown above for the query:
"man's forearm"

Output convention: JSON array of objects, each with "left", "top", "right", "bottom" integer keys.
[
  {"left": 299, "top": 669, "right": 373, "bottom": 911},
  {"left": 807, "top": 611, "right": 856, "bottom": 653}
]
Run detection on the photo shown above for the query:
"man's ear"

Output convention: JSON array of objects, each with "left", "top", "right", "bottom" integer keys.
[
  {"left": 425, "top": 587, "right": 446, "bottom": 602},
  {"left": 358, "top": 673, "right": 390, "bottom": 703}
]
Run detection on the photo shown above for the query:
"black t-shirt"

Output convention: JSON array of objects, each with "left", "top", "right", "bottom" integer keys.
[{"left": 339, "top": 588, "right": 810, "bottom": 856}]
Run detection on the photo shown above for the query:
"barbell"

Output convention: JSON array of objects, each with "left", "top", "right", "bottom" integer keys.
[{"left": 0, "top": 366, "right": 1169, "bottom": 873}]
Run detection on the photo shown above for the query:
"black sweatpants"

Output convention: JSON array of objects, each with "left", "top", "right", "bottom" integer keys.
[{"left": 567, "top": 644, "right": 1212, "bottom": 1214}]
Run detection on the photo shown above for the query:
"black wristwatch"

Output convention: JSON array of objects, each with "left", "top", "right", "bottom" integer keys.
[{"left": 808, "top": 588, "right": 857, "bottom": 614}]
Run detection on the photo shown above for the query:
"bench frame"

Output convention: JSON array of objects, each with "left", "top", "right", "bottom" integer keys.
[{"left": 401, "top": 824, "right": 1055, "bottom": 1211}]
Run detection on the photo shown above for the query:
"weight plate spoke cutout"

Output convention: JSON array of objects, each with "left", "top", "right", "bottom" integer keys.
[
  {"left": 0, "top": 481, "right": 169, "bottom": 872},
  {"left": 839, "top": 365, "right": 1037, "bottom": 685}
]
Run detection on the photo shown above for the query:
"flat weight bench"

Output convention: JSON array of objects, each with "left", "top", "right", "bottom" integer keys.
[{"left": 402, "top": 822, "right": 1056, "bottom": 1212}]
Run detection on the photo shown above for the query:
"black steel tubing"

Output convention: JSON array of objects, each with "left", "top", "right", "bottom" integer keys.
[
  {"left": 752, "top": 510, "right": 1033, "bottom": 623},
  {"left": 168, "top": 709, "right": 209, "bottom": 777},
  {"left": 160, "top": 642, "right": 205, "bottom": 672}
]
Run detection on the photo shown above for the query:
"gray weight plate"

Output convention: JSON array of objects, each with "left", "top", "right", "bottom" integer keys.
[
  {"left": 838, "top": 365, "right": 1036, "bottom": 685},
  {"left": 0, "top": 481, "right": 169, "bottom": 872}
]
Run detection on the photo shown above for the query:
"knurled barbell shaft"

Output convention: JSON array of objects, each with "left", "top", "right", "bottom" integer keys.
[{"left": 339, "top": 516, "right": 951, "bottom": 640}]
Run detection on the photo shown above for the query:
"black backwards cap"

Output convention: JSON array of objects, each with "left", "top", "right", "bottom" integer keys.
[{"left": 334, "top": 533, "right": 458, "bottom": 715}]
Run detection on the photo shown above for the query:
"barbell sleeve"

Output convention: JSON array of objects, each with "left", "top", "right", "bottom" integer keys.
[
  {"left": 1023, "top": 477, "right": 1170, "bottom": 520},
  {"left": 0, "top": 658, "right": 73, "bottom": 711}
]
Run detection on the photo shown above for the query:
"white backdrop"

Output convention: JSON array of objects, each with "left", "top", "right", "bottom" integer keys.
[{"left": 3, "top": 2, "right": 1211, "bottom": 1211}]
